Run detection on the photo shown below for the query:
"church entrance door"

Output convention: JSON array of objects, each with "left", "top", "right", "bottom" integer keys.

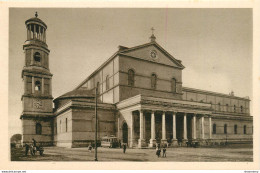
[{"left": 122, "top": 123, "right": 128, "bottom": 144}]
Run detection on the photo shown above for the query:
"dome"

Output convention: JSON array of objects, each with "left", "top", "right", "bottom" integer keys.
[{"left": 25, "top": 17, "right": 47, "bottom": 28}]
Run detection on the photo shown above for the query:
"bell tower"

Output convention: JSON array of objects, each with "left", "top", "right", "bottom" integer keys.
[{"left": 21, "top": 12, "right": 54, "bottom": 146}]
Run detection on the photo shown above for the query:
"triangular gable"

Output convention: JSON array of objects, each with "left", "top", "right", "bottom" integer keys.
[{"left": 119, "top": 42, "right": 185, "bottom": 69}]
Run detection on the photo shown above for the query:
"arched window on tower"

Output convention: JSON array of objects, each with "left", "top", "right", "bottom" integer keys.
[
  {"left": 171, "top": 78, "right": 176, "bottom": 93},
  {"left": 34, "top": 52, "right": 41, "bottom": 62},
  {"left": 234, "top": 124, "right": 237, "bottom": 134},
  {"left": 224, "top": 124, "right": 227, "bottom": 134},
  {"left": 128, "top": 69, "right": 135, "bottom": 86},
  {"left": 106, "top": 75, "right": 109, "bottom": 91},
  {"left": 35, "top": 81, "right": 41, "bottom": 91},
  {"left": 213, "top": 124, "right": 217, "bottom": 134},
  {"left": 234, "top": 105, "right": 236, "bottom": 112},
  {"left": 36, "top": 123, "right": 42, "bottom": 135},
  {"left": 151, "top": 73, "right": 157, "bottom": 89},
  {"left": 241, "top": 106, "right": 243, "bottom": 113}
]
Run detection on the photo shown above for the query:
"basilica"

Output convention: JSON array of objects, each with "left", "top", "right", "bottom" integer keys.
[{"left": 20, "top": 14, "right": 253, "bottom": 148}]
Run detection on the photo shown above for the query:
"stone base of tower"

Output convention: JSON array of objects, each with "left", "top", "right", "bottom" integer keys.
[{"left": 21, "top": 116, "right": 54, "bottom": 147}]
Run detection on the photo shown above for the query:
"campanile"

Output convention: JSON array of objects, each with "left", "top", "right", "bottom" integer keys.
[{"left": 21, "top": 12, "right": 54, "bottom": 146}]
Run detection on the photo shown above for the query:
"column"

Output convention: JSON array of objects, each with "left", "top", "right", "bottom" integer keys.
[
  {"left": 183, "top": 113, "right": 187, "bottom": 140},
  {"left": 29, "top": 24, "right": 32, "bottom": 39},
  {"left": 30, "top": 49, "right": 34, "bottom": 65},
  {"left": 138, "top": 110, "right": 145, "bottom": 148},
  {"left": 143, "top": 113, "right": 146, "bottom": 139},
  {"left": 32, "top": 76, "right": 35, "bottom": 94},
  {"left": 130, "top": 112, "right": 134, "bottom": 148},
  {"left": 149, "top": 111, "right": 156, "bottom": 147},
  {"left": 193, "top": 114, "right": 196, "bottom": 139},
  {"left": 172, "top": 112, "right": 176, "bottom": 140},
  {"left": 33, "top": 24, "right": 36, "bottom": 39},
  {"left": 209, "top": 116, "right": 212, "bottom": 139},
  {"left": 201, "top": 116, "right": 205, "bottom": 139},
  {"left": 24, "top": 76, "right": 27, "bottom": 94},
  {"left": 44, "top": 28, "right": 46, "bottom": 42},
  {"left": 41, "top": 78, "right": 44, "bottom": 95},
  {"left": 172, "top": 112, "right": 178, "bottom": 146},
  {"left": 117, "top": 116, "right": 120, "bottom": 139},
  {"left": 27, "top": 26, "right": 30, "bottom": 40},
  {"left": 161, "top": 111, "right": 166, "bottom": 143}
]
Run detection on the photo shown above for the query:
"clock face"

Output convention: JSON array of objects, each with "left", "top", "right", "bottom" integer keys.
[
  {"left": 33, "top": 99, "right": 43, "bottom": 109},
  {"left": 150, "top": 50, "right": 157, "bottom": 59}
]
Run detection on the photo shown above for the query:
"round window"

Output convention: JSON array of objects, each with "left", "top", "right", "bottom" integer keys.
[{"left": 150, "top": 50, "right": 157, "bottom": 59}]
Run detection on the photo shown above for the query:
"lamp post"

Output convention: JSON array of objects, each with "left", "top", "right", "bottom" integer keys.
[{"left": 94, "top": 85, "right": 98, "bottom": 161}]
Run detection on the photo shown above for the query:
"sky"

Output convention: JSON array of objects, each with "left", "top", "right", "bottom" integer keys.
[{"left": 9, "top": 8, "right": 252, "bottom": 137}]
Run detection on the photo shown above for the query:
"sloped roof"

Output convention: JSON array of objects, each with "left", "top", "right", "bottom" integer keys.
[
  {"left": 55, "top": 87, "right": 95, "bottom": 101},
  {"left": 119, "top": 41, "right": 185, "bottom": 69}
]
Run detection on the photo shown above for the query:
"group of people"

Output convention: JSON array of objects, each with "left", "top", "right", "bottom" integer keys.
[
  {"left": 24, "top": 138, "right": 37, "bottom": 156},
  {"left": 156, "top": 144, "right": 167, "bottom": 158}
]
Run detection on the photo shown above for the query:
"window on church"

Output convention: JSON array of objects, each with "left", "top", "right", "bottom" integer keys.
[
  {"left": 213, "top": 124, "right": 216, "bottom": 134},
  {"left": 241, "top": 106, "right": 243, "bottom": 113},
  {"left": 244, "top": 125, "right": 247, "bottom": 134},
  {"left": 224, "top": 124, "right": 227, "bottom": 134},
  {"left": 234, "top": 105, "right": 236, "bottom": 112},
  {"left": 106, "top": 75, "right": 109, "bottom": 90},
  {"left": 218, "top": 103, "right": 221, "bottom": 111},
  {"left": 171, "top": 78, "right": 176, "bottom": 93},
  {"left": 151, "top": 73, "right": 157, "bottom": 89},
  {"left": 35, "top": 81, "right": 41, "bottom": 91},
  {"left": 128, "top": 69, "right": 135, "bottom": 86},
  {"left": 234, "top": 125, "right": 237, "bottom": 134},
  {"left": 34, "top": 52, "right": 41, "bottom": 62},
  {"left": 226, "top": 104, "right": 229, "bottom": 112},
  {"left": 36, "top": 123, "right": 42, "bottom": 135}
]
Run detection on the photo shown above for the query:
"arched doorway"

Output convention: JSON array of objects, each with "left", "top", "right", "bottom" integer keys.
[{"left": 122, "top": 123, "right": 128, "bottom": 144}]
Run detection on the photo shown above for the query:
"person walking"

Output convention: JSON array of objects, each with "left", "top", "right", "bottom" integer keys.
[
  {"left": 162, "top": 147, "right": 166, "bottom": 157},
  {"left": 123, "top": 144, "right": 127, "bottom": 153}
]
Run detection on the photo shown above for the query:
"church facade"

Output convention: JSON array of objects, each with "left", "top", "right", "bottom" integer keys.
[{"left": 20, "top": 15, "right": 253, "bottom": 148}]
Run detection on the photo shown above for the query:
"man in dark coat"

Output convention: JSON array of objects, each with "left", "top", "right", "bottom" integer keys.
[
  {"left": 162, "top": 147, "right": 166, "bottom": 157},
  {"left": 123, "top": 144, "right": 127, "bottom": 153},
  {"left": 25, "top": 143, "right": 29, "bottom": 156}
]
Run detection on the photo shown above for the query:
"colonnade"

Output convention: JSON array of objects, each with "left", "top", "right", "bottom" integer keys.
[
  {"left": 129, "top": 110, "right": 212, "bottom": 148},
  {"left": 27, "top": 24, "right": 46, "bottom": 42}
]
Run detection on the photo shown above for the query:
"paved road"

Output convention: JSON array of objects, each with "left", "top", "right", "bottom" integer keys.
[{"left": 14, "top": 144, "right": 252, "bottom": 162}]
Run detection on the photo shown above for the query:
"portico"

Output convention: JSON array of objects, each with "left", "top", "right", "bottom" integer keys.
[{"left": 117, "top": 94, "right": 213, "bottom": 148}]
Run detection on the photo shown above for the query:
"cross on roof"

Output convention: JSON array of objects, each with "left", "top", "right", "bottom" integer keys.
[
  {"left": 151, "top": 27, "right": 155, "bottom": 35},
  {"left": 35, "top": 12, "right": 38, "bottom": 18}
]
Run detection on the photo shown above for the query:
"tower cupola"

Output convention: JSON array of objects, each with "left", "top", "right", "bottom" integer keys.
[{"left": 25, "top": 12, "right": 47, "bottom": 44}]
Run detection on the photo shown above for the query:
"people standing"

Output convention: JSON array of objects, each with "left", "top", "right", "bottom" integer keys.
[
  {"left": 162, "top": 147, "right": 166, "bottom": 157},
  {"left": 25, "top": 143, "right": 29, "bottom": 156},
  {"left": 123, "top": 144, "right": 127, "bottom": 153},
  {"left": 156, "top": 146, "right": 161, "bottom": 158},
  {"left": 32, "top": 138, "right": 37, "bottom": 155}
]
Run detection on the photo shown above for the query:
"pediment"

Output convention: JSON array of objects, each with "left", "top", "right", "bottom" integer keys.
[{"left": 119, "top": 42, "right": 184, "bottom": 69}]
